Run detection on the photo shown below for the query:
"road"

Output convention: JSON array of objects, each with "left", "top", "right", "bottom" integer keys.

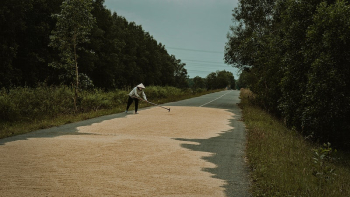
[
  {"left": 166, "top": 90, "right": 251, "bottom": 197},
  {"left": 0, "top": 90, "right": 250, "bottom": 197}
]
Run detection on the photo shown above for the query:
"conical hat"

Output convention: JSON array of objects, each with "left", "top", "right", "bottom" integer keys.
[{"left": 137, "top": 83, "right": 145, "bottom": 89}]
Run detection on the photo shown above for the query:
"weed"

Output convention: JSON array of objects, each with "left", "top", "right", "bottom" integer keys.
[{"left": 312, "top": 143, "right": 337, "bottom": 187}]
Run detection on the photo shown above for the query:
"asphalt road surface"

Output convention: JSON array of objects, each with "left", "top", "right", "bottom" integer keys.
[
  {"left": 166, "top": 90, "right": 251, "bottom": 197},
  {"left": 0, "top": 90, "right": 250, "bottom": 197}
]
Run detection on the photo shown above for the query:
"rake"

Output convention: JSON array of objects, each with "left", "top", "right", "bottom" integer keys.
[{"left": 134, "top": 96, "right": 170, "bottom": 112}]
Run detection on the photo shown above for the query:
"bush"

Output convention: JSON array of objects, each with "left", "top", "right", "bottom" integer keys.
[
  {"left": 80, "top": 89, "right": 115, "bottom": 112},
  {"left": 0, "top": 85, "right": 189, "bottom": 123},
  {"left": 143, "top": 86, "right": 185, "bottom": 100},
  {"left": 0, "top": 85, "right": 75, "bottom": 122},
  {"left": 111, "top": 89, "right": 129, "bottom": 105},
  {"left": 0, "top": 95, "right": 20, "bottom": 121},
  {"left": 145, "top": 86, "right": 168, "bottom": 99}
]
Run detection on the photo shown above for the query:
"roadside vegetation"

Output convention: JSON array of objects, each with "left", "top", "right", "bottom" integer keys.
[
  {"left": 0, "top": 85, "right": 219, "bottom": 139},
  {"left": 226, "top": 0, "right": 350, "bottom": 149},
  {"left": 228, "top": 1, "right": 350, "bottom": 195},
  {"left": 240, "top": 89, "right": 350, "bottom": 197}
]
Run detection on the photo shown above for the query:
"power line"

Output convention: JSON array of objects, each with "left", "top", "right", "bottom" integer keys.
[
  {"left": 167, "top": 47, "right": 223, "bottom": 54},
  {"left": 186, "top": 65, "right": 231, "bottom": 69},
  {"left": 186, "top": 66, "right": 237, "bottom": 73},
  {"left": 182, "top": 59, "right": 226, "bottom": 64},
  {"left": 187, "top": 68, "right": 236, "bottom": 73},
  {"left": 185, "top": 65, "right": 233, "bottom": 71}
]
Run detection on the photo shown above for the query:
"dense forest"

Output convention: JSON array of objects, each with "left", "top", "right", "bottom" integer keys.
[
  {"left": 0, "top": 0, "right": 192, "bottom": 90},
  {"left": 0, "top": 0, "right": 236, "bottom": 92},
  {"left": 225, "top": 0, "right": 350, "bottom": 149}
]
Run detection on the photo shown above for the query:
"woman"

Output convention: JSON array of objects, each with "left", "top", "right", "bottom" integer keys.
[{"left": 125, "top": 83, "right": 147, "bottom": 114}]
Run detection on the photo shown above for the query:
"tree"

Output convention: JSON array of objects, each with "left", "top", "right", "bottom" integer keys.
[
  {"left": 225, "top": 0, "right": 283, "bottom": 114},
  {"left": 0, "top": 0, "right": 63, "bottom": 89},
  {"left": 217, "top": 70, "right": 235, "bottom": 89},
  {"left": 0, "top": 0, "right": 29, "bottom": 89},
  {"left": 225, "top": 0, "right": 350, "bottom": 149},
  {"left": 235, "top": 69, "right": 256, "bottom": 90},
  {"left": 49, "top": 0, "right": 96, "bottom": 111},
  {"left": 193, "top": 76, "right": 206, "bottom": 89},
  {"left": 224, "top": 0, "right": 276, "bottom": 71},
  {"left": 206, "top": 70, "right": 235, "bottom": 90},
  {"left": 172, "top": 55, "right": 189, "bottom": 88},
  {"left": 301, "top": 0, "right": 350, "bottom": 147}
]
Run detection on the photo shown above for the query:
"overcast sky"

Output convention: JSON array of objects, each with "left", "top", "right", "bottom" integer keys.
[{"left": 103, "top": 0, "right": 240, "bottom": 79}]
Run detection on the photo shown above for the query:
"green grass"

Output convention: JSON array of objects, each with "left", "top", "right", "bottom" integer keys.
[
  {"left": 0, "top": 85, "right": 220, "bottom": 139},
  {"left": 239, "top": 89, "right": 350, "bottom": 197}
]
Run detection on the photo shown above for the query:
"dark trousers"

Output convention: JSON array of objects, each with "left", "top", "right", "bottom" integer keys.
[{"left": 126, "top": 96, "right": 139, "bottom": 112}]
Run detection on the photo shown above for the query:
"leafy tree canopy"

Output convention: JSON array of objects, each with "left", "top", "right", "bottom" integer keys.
[{"left": 227, "top": 0, "right": 350, "bottom": 149}]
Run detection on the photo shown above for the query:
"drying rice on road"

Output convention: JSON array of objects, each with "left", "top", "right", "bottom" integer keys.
[{"left": 0, "top": 106, "right": 234, "bottom": 196}]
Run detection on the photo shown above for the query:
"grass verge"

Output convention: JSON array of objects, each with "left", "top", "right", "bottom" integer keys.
[{"left": 240, "top": 89, "right": 350, "bottom": 197}]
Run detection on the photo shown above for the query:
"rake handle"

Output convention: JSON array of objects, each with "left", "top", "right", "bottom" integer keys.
[{"left": 133, "top": 96, "right": 170, "bottom": 112}]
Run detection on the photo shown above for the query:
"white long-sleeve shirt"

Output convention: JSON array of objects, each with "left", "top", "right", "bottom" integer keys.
[{"left": 128, "top": 87, "right": 147, "bottom": 100}]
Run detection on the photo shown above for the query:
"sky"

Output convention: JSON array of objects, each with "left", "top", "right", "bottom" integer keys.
[{"left": 103, "top": 0, "right": 240, "bottom": 79}]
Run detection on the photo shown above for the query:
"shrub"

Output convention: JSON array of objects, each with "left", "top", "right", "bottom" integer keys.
[
  {"left": 0, "top": 95, "right": 20, "bottom": 121},
  {"left": 80, "top": 89, "right": 114, "bottom": 112},
  {"left": 0, "top": 85, "right": 207, "bottom": 125}
]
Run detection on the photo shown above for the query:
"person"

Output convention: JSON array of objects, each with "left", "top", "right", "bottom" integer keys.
[{"left": 125, "top": 83, "right": 147, "bottom": 114}]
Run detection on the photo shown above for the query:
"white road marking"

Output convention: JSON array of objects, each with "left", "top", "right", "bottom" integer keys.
[{"left": 199, "top": 91, "right": 232, "bottom": 107}]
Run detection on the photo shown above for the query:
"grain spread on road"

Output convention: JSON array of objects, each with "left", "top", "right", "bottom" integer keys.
[{"left": 0, "top": 106, "right": 234, "bottom": 196}]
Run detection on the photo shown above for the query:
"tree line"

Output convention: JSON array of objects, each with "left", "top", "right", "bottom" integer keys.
[
  {"left": 0, "top": 0, "right": 236, "bottom": 92},
  {"left": 0, "top": 0, "right": 190, "bottom": 90},
  {"left": 225, "top": 0, "right": 350, "bottom": 149}
]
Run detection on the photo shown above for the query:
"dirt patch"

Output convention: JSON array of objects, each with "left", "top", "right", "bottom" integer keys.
[{"left": 0, "top": 106, "right": 234, "bottom": 196}]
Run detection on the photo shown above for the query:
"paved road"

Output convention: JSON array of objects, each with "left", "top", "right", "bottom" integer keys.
[
  {"left": 0, "top": 90, "right": 250, "bottom": 197},
  {"left": 166, "top": 90, "right": 251, "bottom": 197}
]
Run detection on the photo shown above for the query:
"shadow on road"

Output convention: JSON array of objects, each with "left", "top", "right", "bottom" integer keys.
[
  {"left": 174, "top": 117, "right": 251, "bottom": 197},
  {"left": 0, "top": 112, "right": 129, "bottom": 146}
]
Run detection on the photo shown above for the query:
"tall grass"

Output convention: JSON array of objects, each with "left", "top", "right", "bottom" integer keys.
[
  {"left": 240, "top": 88, "right": 350, "bottom": 197},
  {"left": 0, "top": 85, "right": 219, "bottom": 139}
]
